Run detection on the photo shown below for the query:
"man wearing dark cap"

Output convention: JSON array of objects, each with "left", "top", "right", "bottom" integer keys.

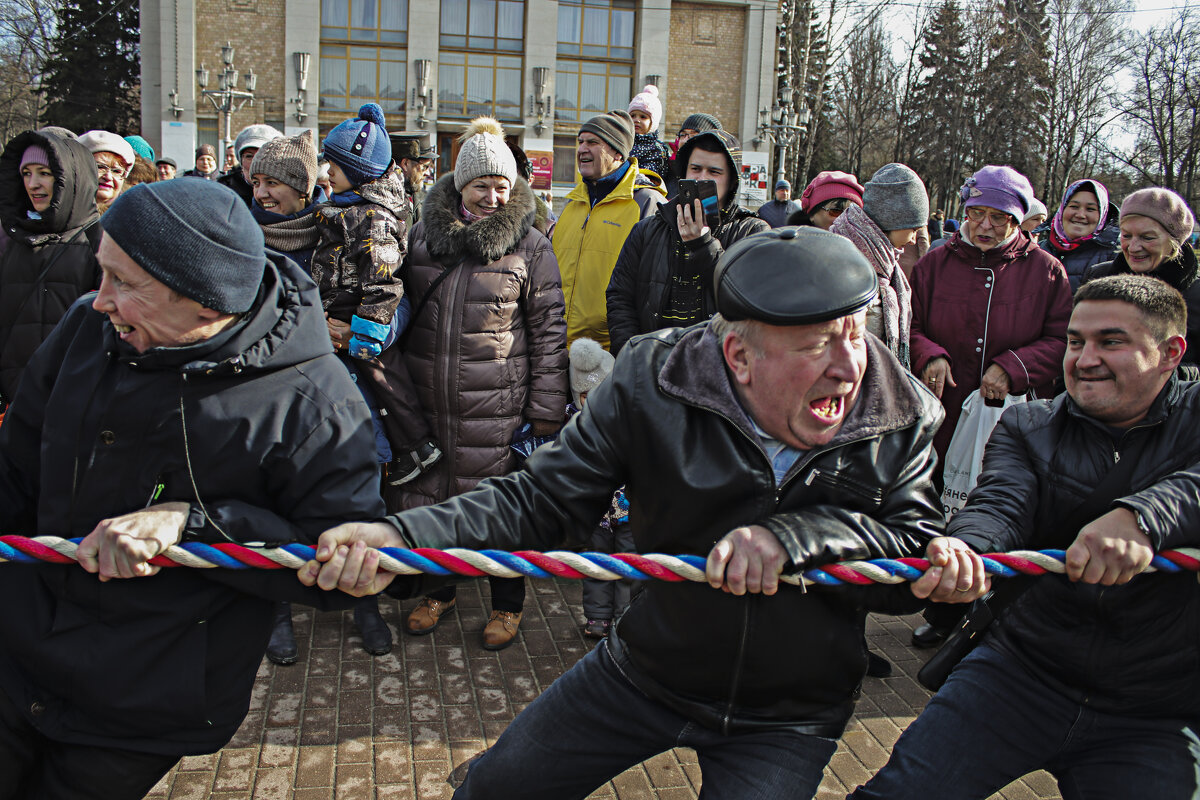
[
  {"left": 183, "top": 143, "right": 221, "bottom": 180},
  {"left": 758, "top": 178, "right": 804, "bottom": 228},
  {"left": 554, "top": 109, "right": 667, "bottom": 350},
  {"left": 155, "top": 156, "right": 177, "bottom": 181},
  {"left": 0, "top": 179, "right": 423, "bottom": 798},
  {"left": 391, "top": 136, "right": 435, "bottom": 225},
  {"left": 304, "top": 227, "right": 977, "bottom": 799}
]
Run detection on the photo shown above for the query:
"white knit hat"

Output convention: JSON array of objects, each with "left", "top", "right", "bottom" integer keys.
[
  {"left": 628, "top": 85, "right": 663, "bottom": 131},
  {"left": 234, "top": 123, "right": 283, "bottom": 157},
  {"left": 78, "top": 130, "right": 136, "bottom": 174},
  {"left": 453, "top": 117, "right": 518, "bottom": 191},
  {"left": 569, "top": 337, "right": 615, "bottom": 405}
]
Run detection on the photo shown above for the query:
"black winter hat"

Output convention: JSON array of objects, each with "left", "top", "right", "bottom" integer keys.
[{"left": 101, "top": 180, "right": 266, "bottom": 313}]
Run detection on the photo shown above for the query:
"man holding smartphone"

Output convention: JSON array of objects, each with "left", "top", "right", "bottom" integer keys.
[{"left": 606, "top": 130, "right": 769, "bottom": 355}]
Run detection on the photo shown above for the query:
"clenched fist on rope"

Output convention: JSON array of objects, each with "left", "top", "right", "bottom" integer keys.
[{"left": 76, "top": 502, "right": 189, "bottom": 581}]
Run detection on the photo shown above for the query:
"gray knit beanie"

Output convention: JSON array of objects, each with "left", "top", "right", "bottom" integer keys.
[
  {"left": 453, "top": 117, "right": 518, "bottom": 191},
  {"left": 862, "top": 163, "right": 929, "bottom": 231},
  {"left": 580, "top": 110, "right": 635, "bottom": 159},
  {"left": 101, "top": 180, "right": 265, "bottom": 313},
  {"left": 569, "top": 337, "right": 615, "bottom": 405},
  {"left": 234, "top": 124, "right": 284, "bottom": 157},
  {"left": 1120, "top": 187, "right": 1195, "bottom": 244},
  {"left": 251, "top": 130, "right": 318, "bottom": 198},
  {"left": 678, "top": 113, "right": 722, "bottom": 135}
]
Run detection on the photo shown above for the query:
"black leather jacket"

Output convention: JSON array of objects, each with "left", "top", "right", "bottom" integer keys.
[
  {"left": 388, "top": 324, "right": 945, "bottom": 735},
  {"left": 951, "top": 376, "right": 1200, "bottom": 719}
]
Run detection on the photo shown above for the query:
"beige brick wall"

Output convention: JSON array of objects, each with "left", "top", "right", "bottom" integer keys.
[
  {"left": 665, "top": 2, "right": 747, "bottom": 141},
  {"left": 195, "top": 0, "right": 288, "bottom": 140}
]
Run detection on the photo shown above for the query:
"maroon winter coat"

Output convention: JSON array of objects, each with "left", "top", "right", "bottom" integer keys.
[{"left": 909, "top": 230, "right": 1072, "bottom": 461}]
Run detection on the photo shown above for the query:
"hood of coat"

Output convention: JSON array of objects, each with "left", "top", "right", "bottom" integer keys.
[
  {"left": 106, "top": 250, "right": 332, "bottom": 375},
  {"left": 356, "top": 165, "right": 409, "bottom": 218},
  {"left": 674, "top": 130, "right": 742, "bottom": 207},
  {"left": 0, "top": 130, "right": 99, "bottom": 239},
  {"left": 420, "top": 172, "right": 538, "bottom": 263}
]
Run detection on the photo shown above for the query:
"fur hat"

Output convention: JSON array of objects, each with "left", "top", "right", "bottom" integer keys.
[
  {"left": 251, "top": 130, "right": 318, "bottom": 198},
  {"left": 234, "top": 124, "right": 283, "bottom": 158},
  {"left": 569, "top": 337, "right": 615, "bottom": 405},
  {"left": 1121, "top": 187, "right": 1195, "bottom": 244},
  {"left": 321, "top": 103, "right": 392, "bottom": 188},
  {"left": 78, "top": 130, "right": 136, "bottom": 174},
  {"left": 580, "top": 110, "right": 635, "bottom": 159},
  {"left": 453, "top": 117, "right": 518, "bottom": 191},
  {"left": 628, "top": 85, "right": 663, "bottom": 131}
]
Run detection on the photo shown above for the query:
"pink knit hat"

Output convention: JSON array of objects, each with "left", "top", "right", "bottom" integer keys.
[
  {"left": 1120, "top": 187, "right": 1195, "bottom": 245},
  {"left": 628, "top": 85, "right": 663, "bottom": 132},
  {"left": 19, "top": 144, "right": 49, "bottom": 170},
  {"left": 800, "top": 171, "right": 864, "bottom": 213}
]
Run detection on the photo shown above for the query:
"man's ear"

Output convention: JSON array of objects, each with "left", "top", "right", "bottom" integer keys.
[
  {"left": 722, "top": 332, "right": 752, "bottom": 386},
  {"left": 1162, "top": 334, "right": 1187, "bottom": 371}
]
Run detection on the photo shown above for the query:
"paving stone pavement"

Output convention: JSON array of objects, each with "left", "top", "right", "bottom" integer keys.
[{"left": 147, "top": 579, "right": 1062, "bottom": 800}]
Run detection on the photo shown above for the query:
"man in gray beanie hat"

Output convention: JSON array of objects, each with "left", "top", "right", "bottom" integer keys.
[
  {"left": 305, "top": 226, "right": 967, "bottom": 800},
  {"left": 0, "top": 175, "right": 424, "bottom": 797}
]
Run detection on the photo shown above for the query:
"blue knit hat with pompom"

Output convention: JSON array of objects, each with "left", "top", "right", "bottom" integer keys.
[{"left": 320, "top": 103, "right": 392, "bottom": 187}]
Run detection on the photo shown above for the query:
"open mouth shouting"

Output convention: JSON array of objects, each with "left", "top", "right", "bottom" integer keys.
[{"left": 810, "top": 395, "right": 845, "bottom": 423}]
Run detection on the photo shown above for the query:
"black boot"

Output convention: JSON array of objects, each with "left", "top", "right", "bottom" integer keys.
[
  {"left": 266, "top": 601, "right": 298, "bottom": 666},
  {"left": 866, "top": 650, "right": 893, "bottom": 678},
  {"left": 355, "top": 597, "right": 393, "bottom": 656}
]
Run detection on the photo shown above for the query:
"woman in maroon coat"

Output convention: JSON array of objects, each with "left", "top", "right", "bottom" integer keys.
[{"left": 910, "top": 165, "right": 1072, "bottom": 466}]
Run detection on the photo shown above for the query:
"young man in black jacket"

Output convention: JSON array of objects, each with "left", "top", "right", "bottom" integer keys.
[
  {"left": 853, "top": 274, "right": 1200, "bottom": 799},
  {"left": 0, "top": 179, "right": 421, "bottom": 799},
  {"left": 305, "top": 227, "right": 980, "bottom": 799}
]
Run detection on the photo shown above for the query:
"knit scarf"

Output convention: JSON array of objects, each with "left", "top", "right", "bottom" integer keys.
[
  {"left": 329, "top": 187, "right": 364, "bottom": 207},
  {"left": 831, "top": 204, "right": 911, "bottom": 367},
  {"left": 254, "top": 207, "right": 321, "bottom": 255},
  {"left": 459, "top": 201, "right": 485, "bottom": 224},
  {"left": 1049, "top": 179, "right": 1110, "bottom": 253}
]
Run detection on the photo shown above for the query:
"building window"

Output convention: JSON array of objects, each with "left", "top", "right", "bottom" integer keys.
[
  {"left": 440, "top": 0, "right": 524, "bottom": 52},
  {"left": 557, "top": 0, "right": 634, "bottom": 60},
  {"left": 321, "top": 0, "right": 408, "bottom": 44},
  {"left": 553, "top": 137, "right": 577, "bottom": 183},
  {"left": 319, "top": 44, "right": 406, "bottom": 116},
  {"left": 554, "top": 59, "right": 632, "bottom": 125},
  {"left": 438, "top": 52, "right": 522, "bottom": 121}
]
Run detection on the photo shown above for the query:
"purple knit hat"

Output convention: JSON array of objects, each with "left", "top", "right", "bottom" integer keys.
[{"left": 960, "top": 165, "right": 1033, "bottom": 221}]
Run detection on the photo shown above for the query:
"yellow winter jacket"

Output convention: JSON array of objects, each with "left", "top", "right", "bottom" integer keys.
[{"left": 553, "top": 160, "right": 666, "bottom": 350}]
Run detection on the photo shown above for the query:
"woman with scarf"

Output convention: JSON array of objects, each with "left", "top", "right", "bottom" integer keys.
[
  {"left": 1083, "top": 187, "right": 1200, "bottom": 363},
  {"left": 1040, "top": 178, "right": 1121, "bottom": 292},
  {"left": 830, "top": 163, "right": 928, "bottom": 369}
]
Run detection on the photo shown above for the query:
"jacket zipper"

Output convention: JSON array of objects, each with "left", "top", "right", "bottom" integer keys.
[{"left": 433, "top": 264, "right": 468, "bottom": 498}]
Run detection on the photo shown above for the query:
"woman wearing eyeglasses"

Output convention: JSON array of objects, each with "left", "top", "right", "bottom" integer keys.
[
  {"left": 77, "top": 131, "right": 136, "bottom": 215},
  {"left": 790, "top": 170, "right": 864, "bottom": 229},
  {"left": 909, "top": 165, "right": 1073, "bottom": 467}
]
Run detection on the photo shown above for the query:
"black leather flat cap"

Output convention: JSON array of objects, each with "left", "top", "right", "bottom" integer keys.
[{"left": 713, "top": 226, "right": 879, "bottom": 324}]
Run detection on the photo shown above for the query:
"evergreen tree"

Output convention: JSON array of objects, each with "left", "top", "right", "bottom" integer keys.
[{"left": 40, "top": 0, "right": 140, "bottom": 134}]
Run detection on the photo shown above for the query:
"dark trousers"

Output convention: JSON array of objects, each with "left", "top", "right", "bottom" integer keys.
[
  {"left": 0, "top": 689, "right": 179, "bottom": 800},
  {"left": 851, "top": 644, "right": 1200, "bottom": 799},
  {"left": 428, "top": 576, "right": 526, "bottom": 614},
  {"left": 454, "top": 640, "right": 838, "bottom": 799},
  {"left": 340, "top": 347, "right": 432, "bottom": 455},
  {"left": 580, "top": 522, "right": 635, "bottom": 620}
]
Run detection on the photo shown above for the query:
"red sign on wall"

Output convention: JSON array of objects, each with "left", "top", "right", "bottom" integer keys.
[{"left": 527, "top": 150, "right": 553, "bottom": 190}]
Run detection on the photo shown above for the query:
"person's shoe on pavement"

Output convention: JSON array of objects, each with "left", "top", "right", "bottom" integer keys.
[
  {"left": 266, "top": 601, "right": 298, "bottom": 666},
  {"left": 405, "top": 596, "right": 456, "bottom": 635},
  {"left": 354, "top": 597, "right": 393, "bottom": 655},
  {"left": 482, "top": 610, "right": 522, "bottom": 650}
]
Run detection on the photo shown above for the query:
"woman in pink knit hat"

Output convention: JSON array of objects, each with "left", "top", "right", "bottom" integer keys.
[{"left": 797, "top": 170, "right": 864, "bottom": 229}]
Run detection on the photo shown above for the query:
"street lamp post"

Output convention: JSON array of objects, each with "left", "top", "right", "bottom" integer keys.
[
  {"left": 752, "top": 85, "right": 810, "bottom": 184},
  {"left": 196, "top": 42, "right": 257, "bottom": 156}
]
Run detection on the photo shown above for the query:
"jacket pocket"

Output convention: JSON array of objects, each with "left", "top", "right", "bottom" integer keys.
[{"left": 803, "top": 468, "right": 884, "bottom": 506}]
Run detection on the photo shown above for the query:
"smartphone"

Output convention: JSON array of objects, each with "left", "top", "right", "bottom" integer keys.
[{"left": 677, "top": 179, "right": 720, "bottom": 229}]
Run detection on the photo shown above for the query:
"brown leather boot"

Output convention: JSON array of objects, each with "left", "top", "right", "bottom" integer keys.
[
  {"left": 405, "top": 596, "right": 456, "bottom": 635},
  {"left": 481, "top": 610, "right": 522, "bottom": 650}
]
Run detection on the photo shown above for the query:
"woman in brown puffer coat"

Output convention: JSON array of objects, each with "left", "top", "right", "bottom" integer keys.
[{"left": 400, "top": 117, "right": 569, "bottom": 651}]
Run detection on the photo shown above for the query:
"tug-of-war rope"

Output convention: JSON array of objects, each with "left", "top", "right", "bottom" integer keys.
[{"left": 1, "top": 535, "right": 1199, "bottom": 587}]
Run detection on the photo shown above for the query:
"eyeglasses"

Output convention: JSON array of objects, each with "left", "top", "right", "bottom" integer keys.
[
  {"left": 819, "top": 198, "right": 853, "bottom": 217},
  {"left": 96, "top": 164, "right": 126, "bottom": 181},
  {"left": 965, "top": 207, "right": 1013, "bottom": 227}
]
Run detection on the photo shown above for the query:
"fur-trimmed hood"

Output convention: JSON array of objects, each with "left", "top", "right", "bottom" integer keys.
[{"left": 421, "top": 172, "right": 537, "bottom": 263}]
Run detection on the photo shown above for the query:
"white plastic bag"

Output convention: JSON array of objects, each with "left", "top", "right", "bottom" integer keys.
[{"left": 941, "top": 392, "right": 1026, "bottom": 520}]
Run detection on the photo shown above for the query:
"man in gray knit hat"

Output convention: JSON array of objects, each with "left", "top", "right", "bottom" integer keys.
[{"left": 553, "top": 109, "right": 667, "bottom": 350}]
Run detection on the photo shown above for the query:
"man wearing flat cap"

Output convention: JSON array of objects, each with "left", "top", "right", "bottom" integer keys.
[
  {"left": 390, "top": 136, "right": 436, "bottom": 226},
  {"left": 554, "top": 109, "right": 666, "bottom": 350},
  {"left": 0, "top": 179, "right": 424, "bottom": 797},
  {"left": 304, "top": 227, "right": 980, "bottom": 798}
]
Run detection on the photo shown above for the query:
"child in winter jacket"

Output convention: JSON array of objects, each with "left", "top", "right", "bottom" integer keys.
[
  {"left": 313, "top": 103, "right": 440, "bottom": 483},
  {"left": 627, "top": 85, "right": 670, "bottom": 181}
]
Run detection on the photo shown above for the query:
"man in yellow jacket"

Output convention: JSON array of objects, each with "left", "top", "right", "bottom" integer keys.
[{"left": 553, "top": 110, "right": 666, "bottom": 350}]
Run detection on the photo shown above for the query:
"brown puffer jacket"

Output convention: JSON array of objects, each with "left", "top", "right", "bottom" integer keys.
[{"left": 399, "top": 174, "right": 568, "bottom": 508}]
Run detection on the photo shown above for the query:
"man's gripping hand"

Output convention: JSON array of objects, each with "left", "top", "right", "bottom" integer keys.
[
  {"left": 706, "top": 525, "right": 789, "bottom": 596},
  {"left": 300, "top": 521, "right": 409, "bottom": 596},
  {"left": 1066, "top": 507, "right": 1153, "bottom": 585},
  {"left": 911, "top": 536, "right": 990, "bottom": 602},
  {"left": 77, "top": 501, "right": 190, "bottom": 581}
]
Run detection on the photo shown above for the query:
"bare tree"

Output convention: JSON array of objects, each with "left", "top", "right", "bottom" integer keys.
[
  {"left": 829, "top": 18, "right": 897, "bottom": 177},
  {"left": 0, "top": 0, "right": 60, "bottom": 140}
]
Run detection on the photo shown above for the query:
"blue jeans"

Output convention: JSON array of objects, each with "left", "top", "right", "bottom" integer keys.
[
  {"left": 851, "top": 644, "right": 1200, "bottom": 800},
  {"left": 454, "top": 639, "right": 838, "bottom": 799}
]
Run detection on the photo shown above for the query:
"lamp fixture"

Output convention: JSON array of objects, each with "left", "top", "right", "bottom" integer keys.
[
  {"left": 291, "top": 51, "right": 311, "bottom": 123},
  {"left": 529, "top": 66, "right": 552, "bottom": 135},
  {"left": 412, "top": 58, "right": 434, "bottom": 128}
]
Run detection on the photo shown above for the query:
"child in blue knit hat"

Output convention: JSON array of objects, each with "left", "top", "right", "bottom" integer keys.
[{"left": 313, "top": 103, "right": 440, "bottom": 483}]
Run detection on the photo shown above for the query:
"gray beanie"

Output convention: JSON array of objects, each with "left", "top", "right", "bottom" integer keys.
[
  {"left": 101, "top": 180, "right": 265, "bottom": 313},
  {"left": 569, "top": 337, "right": 615, "bottom": 405},
  {"left": 580, "top": 110, "right": 635, "bottom": 159},
  {"left": 250, "top": 130, "right": 318, "bottom": 198},
  {"left": 453, "top": 117, "right": 518, "bottom": 191},
  {"left": 862, "top": 163, "right": 929, "bottom": 231},
  {"left": 234, "top": 124, "right": 283, "bottom": 157}
]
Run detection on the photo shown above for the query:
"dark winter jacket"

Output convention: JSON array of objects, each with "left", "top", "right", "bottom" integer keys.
[
  {"left": 606, "top": 199, "right": 768, "bottom": 355},
  {"left": 217, "top": 165, "right": 254, "bottom": 207},
  {"left": 387, "top": 326, "right": 943, "bottom": 735},
  {"left": 951, "top": 375, "right": 1200, "bottom": 719},
  {"left": 311, "top": 166, "right": 410, "bottom": 325},
  {"left": 1039, "top": 205, "right": 1120, "bottom": 293},
  {"left": 0, "top": 130, "right": 101, "bottom": 404},
  {"left": 182, "top": 167, "right": 222, "bottom": 181},
  {"left": 910, "top": 230, "right": 1073, "bottom": 461},
  {"left": 757, "top": 198, "right": 803, "bottom": 228},
  {"left": 399, "top": 174, "right": 568, "bottom": 507},
  {"left": 1082, "top": 247, "right": 1200, "bottom": 364},
  {"left": 0, "top": 254, "right": 403, "bottom": 756}
]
